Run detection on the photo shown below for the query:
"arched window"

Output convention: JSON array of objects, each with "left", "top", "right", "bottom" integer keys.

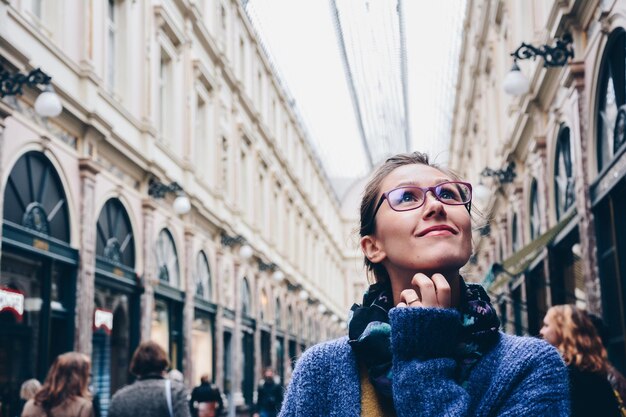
[
  {"left": 554, "top": 125, "right": 575, "bottom": 220},
  {"left": 287, "top": 305, "right": 294, "bottom": 333},
  {"left": 597, "top": 29, "right": 626, "bottom": 172},
  {"left": 275, "top": 298, "right": 282, "bottom": 327},
  {"left": 96, "top": 198, "right": 135, "bottom": 267},
  {"left": 260, "top": 289, "right": 269, "bottom": 322},
  {"left": 3, "top": 151, "right": 70, "bottom": 242},
  {"left": 241, "top": 278, "right": 251, "bottom": 317},
  {"left": 155, "top": 229, "right": 180, "bottom": 288},
  {"left": 529, "top": 180, "right": 541, "bottom": 240},
  {"left": 195, "top": 251, "right": 212, "bottom": 300}
]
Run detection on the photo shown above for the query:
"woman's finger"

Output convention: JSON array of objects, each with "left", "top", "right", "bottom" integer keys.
[
  {"left": 399, "top": 288, "right": 420, "bottom": 306},
  {"left": 431, "top": 273, "right": 451, "bottom": 308},
  {"left": 411, "top": 273, "right": 438, "bottom": 306},
  {"left": 396, "top": 301, "right": 408, "bottom": 308}
]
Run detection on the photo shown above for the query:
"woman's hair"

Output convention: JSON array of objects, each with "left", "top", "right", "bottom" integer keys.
[
  {"left": 19, "top": 378, "right": 42, "bottom": 400},
  {"left": 130, "top": 341, "right": 170, "bottom": 377},
  {"left": 547, "top": 305, "right": 609, "bottom": 374},
  {"left": 34, "top": 352, "right": 91, "bottom": 411},
  {"left": 359, "top": 151, "right": 463, "bottom": 283}
]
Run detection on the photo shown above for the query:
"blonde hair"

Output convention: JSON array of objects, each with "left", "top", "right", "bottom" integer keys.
[
  {"left": 546, "top": 305, "right": 609, "bottom": 374},
  {"left": 20, "top": 378, "right": 42, "bottom": 400}
]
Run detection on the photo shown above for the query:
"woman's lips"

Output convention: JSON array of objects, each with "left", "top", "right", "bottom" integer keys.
[
  {"left": 417, "top": 225, "right": 457, "bottom": 237},
  {"left": 421, "top": 229, "right": 454, "bottom": 237}
]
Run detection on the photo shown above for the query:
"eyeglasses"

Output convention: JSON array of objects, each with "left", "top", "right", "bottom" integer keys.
[{"left": 372, "top": 181, "right": 472, "bottom": 219}]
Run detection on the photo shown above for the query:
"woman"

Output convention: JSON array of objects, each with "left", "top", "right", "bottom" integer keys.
[
  {"left": 108, "top": 341, "right": 190, "bottom": 417},
  {"left": 16, "top": 379, "right": 41, "bottom": 417},
  {"left": 21, "top": 352, "right": 93, "bottom": 417},
  {"left": 280, "top": 152, "right": 570, "bottom": 416},
  {"left": 540, "top": 305, "right": 621, "bottom": 417}
]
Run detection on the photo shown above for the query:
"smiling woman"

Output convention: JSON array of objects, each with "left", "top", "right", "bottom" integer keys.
[{"left": 279, "top": 151, "right": 570, "bottom": 417}]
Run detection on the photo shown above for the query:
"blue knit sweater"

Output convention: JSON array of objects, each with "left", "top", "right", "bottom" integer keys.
[{"left": 280, "top": 307, "right": 569, "bottom": 416}]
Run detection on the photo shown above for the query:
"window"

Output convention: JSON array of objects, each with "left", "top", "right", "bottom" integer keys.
[
  {"left": 275, "top": 298, "right": 282, "bottom": 328},
  {"left": 32, "top": 0, "right": 42, "bottom": 19},
  {"left": 241, "top": 278, "right": 251, "bottom": 317},
  {"left": 529, "top": 180, "right": 541, "bottom": 240},
  {"left": 159, "top": 51, "right": 173, "bottom": 139},
  {"left": 511, "top": 213, "right": 520, "bottom": 253},
  {"left": 155, "top": 229, "right": 180, "bottom": 288},
  {"left": 195, "top": 252, "right": 212, "bottom": 300},
  {"left": 106, "top": 0, "right": 117, "bottom": 90},
  {"left": 195, "top": 96, "right": 206, "bottom": 166},
  {"left": 597, "top": 29, "right": 626, "bottom": 172},
  {"left": 555, "top": 125, "right": 575, "bottom": 220}
]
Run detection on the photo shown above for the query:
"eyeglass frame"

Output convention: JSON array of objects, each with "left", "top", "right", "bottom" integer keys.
[{"left": 371, "top": 181, "right": 473, "bottom": 220}]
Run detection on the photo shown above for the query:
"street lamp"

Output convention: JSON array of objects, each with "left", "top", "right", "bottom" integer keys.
[
  {"left": 258, "top": 259, "right": 285, "bottom": 282},
  {"left": 1, "top": 63, "right": 62, "bottom": 117},
  {"left": 503, "top": 34, "right": 574, "bottom": 96},
  {"left": 480, "top": 161, "right": 516, "bottom": 185},
  {"left": 220, "top": 232, "right": 254, "bottom": 260},
  {"left": 148, "top": 177, "right": 191, "bottom": 215}
]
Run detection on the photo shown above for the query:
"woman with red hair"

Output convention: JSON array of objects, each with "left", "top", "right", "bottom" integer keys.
[
  {"left": 21, "top": 352, "right": 93, "bottom": 417},
  {"left": 541, "top": 305, "right": 621, "bottom": 417}
]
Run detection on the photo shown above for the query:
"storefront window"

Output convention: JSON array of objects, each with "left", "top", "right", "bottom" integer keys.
[
  {"left": 529, "top": 180, "right": 541, "bottom": 241},
  {"left": 241, "top": 278, "right": 251, "bottom": 317},
  {"left": 191, "top": 314, "right": 213, "bottom": 384},
  {"left": 152, "top": 300, "right": 170, "bottom": 355}
]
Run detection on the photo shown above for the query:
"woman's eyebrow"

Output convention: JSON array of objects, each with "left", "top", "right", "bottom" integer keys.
[{"left": 394, "top": 178, "right": 451, "bottom": 188}]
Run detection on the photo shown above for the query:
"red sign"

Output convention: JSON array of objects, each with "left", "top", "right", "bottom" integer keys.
[
  {"left": 0, "top": 287, "right": 24, "bottom": 322},
  {"left": 94, "top": 308, "right": 114, "bottom": 334}
]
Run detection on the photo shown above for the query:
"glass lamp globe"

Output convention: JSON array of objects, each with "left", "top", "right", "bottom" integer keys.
[
  {"left": 34, "top": 85, "right": 63, "bottom": 117},
  {"left": 173, "top": 194, "right": 191, "bottom": 215},
  {"left": 299, "top": 289, "right": 309, "bottom": 301},
  {"left": 317, "top": 304, "right": 327, "bottom": 314},
  {"left": 503, "top": 62, "right": 530, "bottom": 96},
  {"left": 239, "top": 244, "right": 254, "bottom": 260},
  {"left": 331, "top": 314, "right": 339, "bottom": 322},
  {"left": 272, "top": 270, "right": 285, "bottom": 282}
]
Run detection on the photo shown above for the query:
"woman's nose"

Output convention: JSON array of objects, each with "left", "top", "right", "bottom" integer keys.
[{"left": 422, "top": 192, "right": 446, "bottom": 217}]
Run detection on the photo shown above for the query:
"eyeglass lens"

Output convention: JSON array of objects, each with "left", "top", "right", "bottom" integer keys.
[{"left": 387, "top": 182, "right": 471, "bottom": 211}]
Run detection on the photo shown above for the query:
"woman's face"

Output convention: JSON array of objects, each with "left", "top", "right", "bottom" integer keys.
[
  {"left": 540, "top": 311, "right": 561, "bottom": 346},
  {"left": 366, "top": 164, "right": 472, "bottom": 276}
]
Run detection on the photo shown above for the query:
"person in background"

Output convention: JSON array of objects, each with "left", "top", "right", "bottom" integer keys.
[
  {"left": 279, "top": 151, "right": 569, "bottom": 416},
  {"left": 21, "top": 352, "right": 93, "bottom": 417},
  {"left": 189, "top": 375, "right": 224, "bottom": 417},
  {"left": 15, "top": 379, "right": 41, "bottom": 417},
  {"left": 108, "top": 341, "right": 190, "bottom": 417},
  {"left": 168, "top": 369, "right": 185, "bottom": 385},
  {"left": 541, "top": 305, "right": 621, "bottom": 417},
  {"left": 253, "top": 368, "right": 283, "bottom": 417},
  {"left": 587, "top": 312, "right": 626, "bottom": 413}
]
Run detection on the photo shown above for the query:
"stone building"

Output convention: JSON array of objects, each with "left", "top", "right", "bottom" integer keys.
[
  {"left": 449, "top": 0, "right": 626, "bottom": 374},
  {"left": 0, "top": 1, "right": 359, "bottom": 416}
]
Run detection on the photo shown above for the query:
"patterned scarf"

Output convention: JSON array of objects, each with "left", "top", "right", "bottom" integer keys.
[{"left": 348, "top": 278, "right": 500, "bottom": 399}]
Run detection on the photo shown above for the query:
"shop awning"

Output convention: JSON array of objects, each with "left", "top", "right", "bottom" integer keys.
[{"left": 482, "top": 210, "right": 577, "bottom": 290}]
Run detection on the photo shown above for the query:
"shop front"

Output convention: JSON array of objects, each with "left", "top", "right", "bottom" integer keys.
[{"left": 0, "top": 151, "right": 77, "bottom": 417}]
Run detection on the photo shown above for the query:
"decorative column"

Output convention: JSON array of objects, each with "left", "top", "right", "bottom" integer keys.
[
  {"left": 140, "top": 199, "right": 157, "bottom": 340},
  {"left": 0, "top": 101, "right": 13, "bottom": 262},
  {"left": 74, "top": 158, "right": 101, "bottom": 356},
  {"left": 232, "top": 261, "right": 244, "bottom": 407},
  {"left": 566, "top": 61, "right": 602, "bottom": 314},
  {"left": 183, "top": 228, "right": 195, "bottom": 386},
  {"left": 214, "top": 249, "right": 225, "bottom": 390}
]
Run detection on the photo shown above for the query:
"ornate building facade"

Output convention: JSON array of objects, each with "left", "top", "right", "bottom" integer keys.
[
  {"left": 450, "top": 0, "right": 626, "bottom": 375},
  {"left": 0, "top": 1, "right": 358, "bottom": 416}
]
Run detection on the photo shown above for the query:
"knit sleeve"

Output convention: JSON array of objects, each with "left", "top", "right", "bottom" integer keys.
[
  {"left": 278, "top": 342, "right": 335, "bottom": 417},
  {"left": 388, "top": 307, "right": 570, "bottom": 416},
  {"left": 172, "top": 383, "right": 192, "bottom": 417}
]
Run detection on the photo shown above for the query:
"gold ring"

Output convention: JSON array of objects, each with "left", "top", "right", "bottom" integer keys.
[{"left": 406, "top": 297, "right": 419, "bottom": 305}]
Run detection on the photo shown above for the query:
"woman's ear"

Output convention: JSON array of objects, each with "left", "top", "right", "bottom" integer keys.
[{"left": 360, "top": 235, "right": 386, "bottom": 264}]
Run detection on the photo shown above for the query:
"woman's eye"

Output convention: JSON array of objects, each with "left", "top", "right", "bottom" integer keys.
[
  {"left": 438, "top": 186, "right": 460, "bottom": 200},
  {"left": 400, "top": 191, "right": 418, "bottom": 202}
]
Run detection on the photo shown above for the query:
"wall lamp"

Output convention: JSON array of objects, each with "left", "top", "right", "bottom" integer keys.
[
  {"left": 503, "top": 33, "right": 574, "bottom": 96},
  {"left": 220, "top": 232, "right": 253, "bottom": 259},
  {"left": 1, "top": 62, "right": 62, "bottom": 117},
  {"left": 148, "top": 177, "right": 191, "bottom": 215},
  {"left": 257, "top": 259, "right": 285, "bottom": 282},
  {"left": 480, "top": 161, "right": 516, "bottom": 184}
]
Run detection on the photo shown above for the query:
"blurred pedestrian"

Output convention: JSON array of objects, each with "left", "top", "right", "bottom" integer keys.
[
  {"left": 168, "top": 369, "right": 184, "bottom": 385},
  {"left": 15, "top": 379, "right": 41, "bottom": 417},
  {"left": 253, "top": 368, "right": 282, "bottom": 417},
  {"left": 21, "top": 352, "right": 93, "bottom": 417},
  {"left": 541, "top": 305, "right": 621, "bottom": 417},
  {"left": 189, "top": 375, "right": 223, "bottom": 417},
  {"left": 587, "top": 312, "right": 626, "bottom": 413},
  {"left": 108, "top": 341, "right": 190, "bottom": 417}
]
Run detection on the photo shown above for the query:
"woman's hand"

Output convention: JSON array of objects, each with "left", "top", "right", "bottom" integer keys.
[{"left": 397, "top": 273, "right": 451, "bottom": 309}]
